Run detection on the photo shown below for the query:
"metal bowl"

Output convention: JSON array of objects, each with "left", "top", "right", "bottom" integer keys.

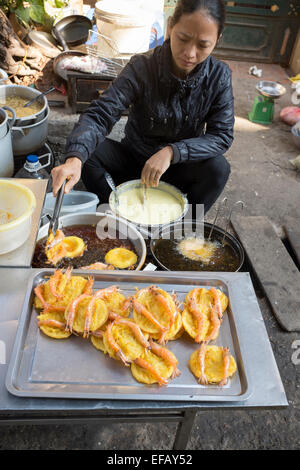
[
  {"left": 256, "top": 81, "right": 286, "bottom": 99},
  {"left": 109, "top": 179, "right": 189, "bottom": 233},
  {"left": 150, "top": 220, "right": 245, "bottom": 272}
]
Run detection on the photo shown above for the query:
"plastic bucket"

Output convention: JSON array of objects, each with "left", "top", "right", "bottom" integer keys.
[
  {"left": 95, "top": 0, "right": 154, "bottom": 55},
  {"left": 42, "top": 191, "right": 99, "bottom": 219}
]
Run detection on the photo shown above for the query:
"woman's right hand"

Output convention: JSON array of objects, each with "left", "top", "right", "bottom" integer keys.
[{"left": 51, "top": 157, "right": 82, "bottom": 197}]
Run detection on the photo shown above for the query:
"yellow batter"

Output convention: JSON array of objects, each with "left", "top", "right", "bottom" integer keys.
[{"left": 116, "top": 187, "right": 183, "bottom": 225}]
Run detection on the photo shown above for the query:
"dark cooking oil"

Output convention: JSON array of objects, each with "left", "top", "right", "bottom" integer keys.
[
  {"left": 153, "top": 237, "right": 240, "bottom": 272},
  {"left": 32, "top": 224, "right": 138, "bottom": 269}
]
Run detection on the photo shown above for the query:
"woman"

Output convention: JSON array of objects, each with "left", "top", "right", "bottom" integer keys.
[{"left": 52, "top": 0, "right": 234, "bottom": 215}]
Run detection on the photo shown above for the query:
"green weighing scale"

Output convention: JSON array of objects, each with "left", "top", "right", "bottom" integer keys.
[{"left": 249, "top": 80, "right": 286, "bottom": 125}]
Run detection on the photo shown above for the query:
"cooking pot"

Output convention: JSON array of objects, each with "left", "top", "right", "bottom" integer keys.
[
  {"left": 0, "top": 106, "right": 16, "bottom": 139},
  {"left": 37, "top": 212, "right": 147, "bottom": 271},
  {"left": 0, "top": 126, "right": 14, "bottom": 177},
  {"left": 0, "top": 85, "right": 48, "bottom": 127},
  {"left": 0, "top": 107, "right": 16, "bottom": 177},
  {"left": 150, "top": 220, "right": 245, "bottom": 272},
  {"left": 108, "top": 179, "right": 189, "bottom": 237},
  {"left": 11, "top": 106, "right": 49, "bottom": 156}
]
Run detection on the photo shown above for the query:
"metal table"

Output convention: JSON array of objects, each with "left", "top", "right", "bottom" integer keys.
[
  {"left": 0, "top": 267, "right": 288, "bottom": 449},
  {"left": 0, "top": 179, "right": 288, "bottom": 449}
]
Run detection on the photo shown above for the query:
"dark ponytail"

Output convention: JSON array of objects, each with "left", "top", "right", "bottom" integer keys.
[{"left": 169, "top": 0, "right": 226, "bottom": 38}]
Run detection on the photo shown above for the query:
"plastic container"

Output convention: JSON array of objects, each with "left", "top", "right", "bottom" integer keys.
[
  {"left": 15, "top": 154, "right": 50, "bottom": 179},
  {"left": 42, "top": 191, "right": 99, "bottom": 218},
  {"left": 94, "top": 0, "right": 154, "bottom": 55},
  {"left": 14, "top": 154, "right": 52, "bottom": 191},
  {"left": 0, "top": 180, "right": 36, "bottom": 254}
]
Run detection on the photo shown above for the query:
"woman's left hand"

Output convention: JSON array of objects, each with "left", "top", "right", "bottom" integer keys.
[{"left": 141, "top": 146, "right": 173, "bottom": 187}]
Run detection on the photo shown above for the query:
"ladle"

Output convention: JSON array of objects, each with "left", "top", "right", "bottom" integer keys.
[
  {"left": 104, "top": 171, "right": 119, "bottom": 208},
  {"left": 221, "top": 200, "right": 244, "bottom": 246},
  {"left": 23, "top": 86, "right": 56, "bottom": 108},
  {"left": 207, "top": 197, "right": 228, "bottom": 241}
]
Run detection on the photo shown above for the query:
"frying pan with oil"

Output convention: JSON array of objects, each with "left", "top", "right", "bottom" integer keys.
[{"left": 150, "top": 220, "right": 244, "bottom": 272}]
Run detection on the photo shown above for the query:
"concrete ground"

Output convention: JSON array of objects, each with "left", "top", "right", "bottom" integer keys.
[{"left": 1, "top": 60, "right": 300, "bottom": 450}]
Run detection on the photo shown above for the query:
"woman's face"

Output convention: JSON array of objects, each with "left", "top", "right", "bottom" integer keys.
[{"left": 169, "top": 10, "right": 219, "bottom": 78}]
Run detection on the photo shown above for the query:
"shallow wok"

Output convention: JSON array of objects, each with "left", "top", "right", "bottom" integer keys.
[
  {"left": 52, "top": 25, "right": 87, "bottom": 81},
  {"left": 52, "top": 15, "right": 92, "bottom": 48}
]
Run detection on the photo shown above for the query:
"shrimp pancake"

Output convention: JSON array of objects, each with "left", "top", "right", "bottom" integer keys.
[
  {"left": 131, "top": 348, "right": 177, "bottom": 385},
  {"left": 103, "top": 320, "right": 149, "bottom": 362},
  {"left": 132, "top": 286, "right": 178, "bottom": 336},
  {"left": 102, "top": 290, "right": 131, "bottom": 318},
  {"left": 64, "top": 295, "right": 108, "bottom": 335},
  {"left": 90, "top": 327, "right": 107, "bottom": 353},
  {"left": 34, "top": 274, "right": 89, "bottom": 311},
  {"left": 182, "top": 287, "right": 228, "bottom": 342},
  {"left": 189, "top": 345, "right": 237, "bottom": 384},
  {"left": 37, "top": 311, "right": 71, "bottom": 339}
]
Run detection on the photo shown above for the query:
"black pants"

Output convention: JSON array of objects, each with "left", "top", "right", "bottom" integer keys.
[{"left": 81, "top": 138, "right": 230, "bottom": 214}]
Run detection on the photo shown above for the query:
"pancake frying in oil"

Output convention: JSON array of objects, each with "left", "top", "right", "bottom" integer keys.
[
  {"left": 45, "top": 230, "right": 86, "bottom": 266},
  {"left": 177, "top": 237, "right": 217, "bottom": 263}
]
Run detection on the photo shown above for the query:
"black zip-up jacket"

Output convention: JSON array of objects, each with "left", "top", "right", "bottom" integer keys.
[{"left": 65, "top": 40, "right": 234, "bottom": 165}]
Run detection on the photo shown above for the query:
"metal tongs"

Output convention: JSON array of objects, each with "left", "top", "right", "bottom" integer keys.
[{"left": 48, "top": 180, "right": 66, "bottom": 237}]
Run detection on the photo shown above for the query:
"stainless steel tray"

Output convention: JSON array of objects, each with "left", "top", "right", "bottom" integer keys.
[{"left": 6, "top": 270, "right": 253, "bottom": 402}]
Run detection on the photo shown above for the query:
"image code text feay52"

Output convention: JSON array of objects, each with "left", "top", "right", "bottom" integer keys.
[{"left": 151, "top": 454, "right": 193, "bottom": 465}]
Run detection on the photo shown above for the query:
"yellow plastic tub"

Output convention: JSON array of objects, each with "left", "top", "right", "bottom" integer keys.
[{"left": 0, "top": 180, "right": 36, "bottom": 254}]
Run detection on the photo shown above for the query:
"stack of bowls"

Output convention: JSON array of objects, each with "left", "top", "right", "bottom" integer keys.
[{"left": 0, "top": 106, "right": 15, "bottom": 177}]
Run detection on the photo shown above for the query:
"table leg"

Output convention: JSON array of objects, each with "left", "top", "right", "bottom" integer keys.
[{"left": 173, "top": 409, "right": 196, "bottom": 450}]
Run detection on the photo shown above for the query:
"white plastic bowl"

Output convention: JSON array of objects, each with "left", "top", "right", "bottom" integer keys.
[
  {"left": 43, "top": 190, "right": 99, "bottom": 218},
  {"left": 0, "top": 180, "right": 36, "bottom": 254}
]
